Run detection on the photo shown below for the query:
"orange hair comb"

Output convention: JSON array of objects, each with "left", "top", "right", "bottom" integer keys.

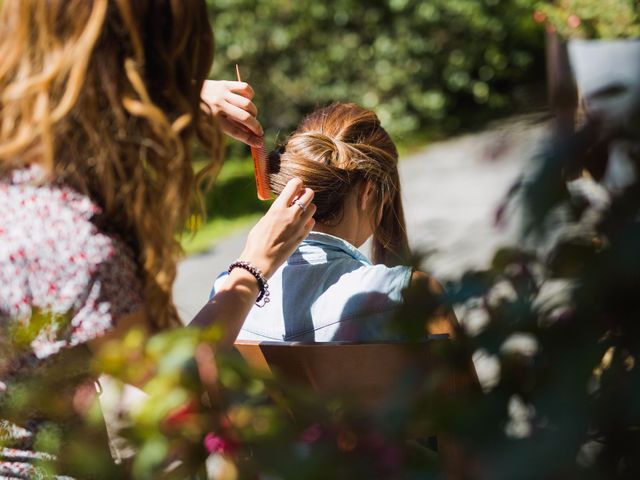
[{"left": 236, "top": 65, "right": 271, "bottom": 201}]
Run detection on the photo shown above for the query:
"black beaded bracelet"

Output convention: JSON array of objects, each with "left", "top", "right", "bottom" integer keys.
[{"left": 228, "top": 260, "right": 270, "bottom": 307}]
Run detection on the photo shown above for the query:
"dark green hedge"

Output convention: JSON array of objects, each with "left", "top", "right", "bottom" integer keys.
[{"left": 207, "top": 0, "right": 545, "bottom": 144}]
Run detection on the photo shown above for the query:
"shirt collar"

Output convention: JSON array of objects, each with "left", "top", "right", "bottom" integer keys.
[{"left": 302, "top": 231, "right": 372, "bottom": 265}]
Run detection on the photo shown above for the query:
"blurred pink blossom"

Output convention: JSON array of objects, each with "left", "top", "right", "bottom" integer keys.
[
  {"left": 300, "top": 423, "right": 323, "bottom": 444},
  {"left": 567, "top": 14, "right": 581, "bottom": 29},
  {"left": 204, "top": 432, "right": 238, "bottom": 455},
  {"left": 533, "top": 11, "right": 546, "bottom": 24}
]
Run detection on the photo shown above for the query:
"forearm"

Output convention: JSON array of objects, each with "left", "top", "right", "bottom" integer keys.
[
  {"left": 189, "top": 177, "right": 316, "bottom": 349},
  {"left": 188, "top": 268, "right": 260, "bottom": 349}
]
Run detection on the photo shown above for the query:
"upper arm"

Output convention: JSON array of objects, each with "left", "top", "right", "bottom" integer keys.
[{"left": 410, "top": 270, "right": 459, "bottom": 338}]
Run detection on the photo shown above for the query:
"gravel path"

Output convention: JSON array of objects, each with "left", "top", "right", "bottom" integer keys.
[{"left": 174, "top": 120, "right": 548, "bottom": 322}]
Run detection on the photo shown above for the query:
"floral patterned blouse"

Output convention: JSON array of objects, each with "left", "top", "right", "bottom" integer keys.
[{"left": 0, "top": 166, "right": 143, "bottom": 479}]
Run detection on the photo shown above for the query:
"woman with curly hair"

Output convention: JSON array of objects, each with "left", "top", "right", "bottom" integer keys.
[{"left": 0, "top": 0, "right": 314, "bottom": 477}]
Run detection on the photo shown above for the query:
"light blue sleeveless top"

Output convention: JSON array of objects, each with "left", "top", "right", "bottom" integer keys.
[{"left": 210, "top": 232, "right": 413, "bottom": 342}]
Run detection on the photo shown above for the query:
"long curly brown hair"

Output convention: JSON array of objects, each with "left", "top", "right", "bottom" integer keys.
[{"left": 0, "top": 0, "right": 223, "bottom": 329}]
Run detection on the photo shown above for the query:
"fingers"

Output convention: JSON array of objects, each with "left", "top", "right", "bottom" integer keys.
[
  {"left": 292, "top": 187, "right": 315, "bottom": 216},
  {"left": 297, "top": 201, "right": 317, "bottom": 240},
  {"left": 299, "top": 200, "right": 317, "bottom": 231},
  {"left": 275, "top": 177, "right": 304, "bottom": 207},
  {"left": 300, "top": 203, "right": 317, "bottom": 232},
  {"left": 200, "top": 79, "right": 259, "bottom": 120},
  {"left": 204, "top": 80, "right": 255, "bottom": 99},
  {"left": 225, "top": 90, "right": 258, "bottom": 118},
  {"left": 219, "top": 117, "right": 263, "bottom": 148},
  {"left": 288, "top": 187, "right": 316, "bottom": 241},
  {"left": 201, "top": 80, "right": 264, "bottom": 147},
  {"left": 239, "top": 179, "right": 315, "bottom": 278},
  {"left": 293, "top": 188, "right": 316, "bottom": 238},
  {"left": 224, "top": 81, "right": 255, "bottom": 100},
  {"left": 305, "top": 216, "right": 316, "bottom": 231},
  {"left": 223, "top": 103, "right": 263, "bottom": 137},
  {"left": 294, "top": 187, "right": 314, "bottom": 206},
  {"left": 276, "top": 180, "right": 316, "bottom": 234}
]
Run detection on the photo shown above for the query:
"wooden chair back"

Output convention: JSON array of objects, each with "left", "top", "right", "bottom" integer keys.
[{"left": 234, "top": 337, "right": 459, "bottom": 412}]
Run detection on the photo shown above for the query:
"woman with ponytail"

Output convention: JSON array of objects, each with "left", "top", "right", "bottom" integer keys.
[{"left": 212, "top": 103, "right": 456, "bottom": 342}]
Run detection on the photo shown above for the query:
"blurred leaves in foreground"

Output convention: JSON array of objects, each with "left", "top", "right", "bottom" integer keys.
[{"left": 8, "top": 97, "right": 640, "bottom": 477}]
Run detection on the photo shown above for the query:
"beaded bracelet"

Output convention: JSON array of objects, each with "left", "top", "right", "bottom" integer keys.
[{"left": 227, "top": 260, "right": 270, "bottom": 307}]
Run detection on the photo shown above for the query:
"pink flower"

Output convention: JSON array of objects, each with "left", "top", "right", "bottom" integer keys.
[
  {"left": 300, "top": 423, "right": 323, "bottom": 444},
  {"left": 204, "top": 432, "right": 239, "bottom": 455},
  {"left": 567, "top": 15, "right": 581, "bottom": 29},
  {"left": 532, "top": 11, "right": 546, "bottom": 24}
]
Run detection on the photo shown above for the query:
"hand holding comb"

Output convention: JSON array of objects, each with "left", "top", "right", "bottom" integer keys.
[{"left": 236, "top": 65, "right": 271, "bottom": 201}]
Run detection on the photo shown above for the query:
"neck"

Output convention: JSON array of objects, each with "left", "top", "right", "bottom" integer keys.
[
  {"left": 313, "top": 190, "right": 373, "bottom": 247},
  {"left": 313, "top": 223, "right": 357, "bottom": 246}
]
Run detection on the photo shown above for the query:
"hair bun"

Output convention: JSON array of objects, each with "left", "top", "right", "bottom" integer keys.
[{"left": 290, "top": 131, "right": 359, "bottom": 171}]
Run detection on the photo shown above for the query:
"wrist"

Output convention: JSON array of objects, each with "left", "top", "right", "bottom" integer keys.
[
  {"left": 228, "top": 260, "right": 270, "bottom": 307},
  {"left": 222, "top": 268, "right": 259, "bottom": 298},
  {"left": 237, "top": 251, "right": 275, "bottom": 279}
]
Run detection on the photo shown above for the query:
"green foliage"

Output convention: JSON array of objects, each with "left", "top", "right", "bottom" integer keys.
[
  {"left": 182, "top": 160, "right": 266, "bottom": 253},
  {"left": 191, "top": 0, "right": 546, "bottom": 251},
  {"left": 208, "top": 0, "right": 544, "bottom": 144},
  {"left": 537, "top": 0, "right": 640, "bottom": 39},
  {"left": 442, "top": 95, "right": 640, "bottom": 476}
]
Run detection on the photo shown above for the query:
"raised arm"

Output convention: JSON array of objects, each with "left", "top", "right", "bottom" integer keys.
[
  {"left": 88, "top": 177, "right": 315, "bottom": 390},
  {"left": 189, "top": 178, "right": 316, "bottom": 347}
]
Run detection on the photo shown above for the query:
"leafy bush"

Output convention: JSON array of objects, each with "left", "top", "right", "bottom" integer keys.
[
  {"left": 537, "top": 0, "right": 640, "bottom": 39},
  {"left": 207, "top": 0, "right": 545, "bottom": 144},
  {"left": 191, "top": 0, "right": 546, "bottom": 245}
]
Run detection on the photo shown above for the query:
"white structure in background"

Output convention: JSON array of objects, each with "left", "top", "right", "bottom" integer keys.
[{"left": 569, "top": 40, "right": 640, "bottom": 191}]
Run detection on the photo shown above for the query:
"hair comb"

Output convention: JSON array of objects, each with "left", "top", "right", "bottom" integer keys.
[{"left": 236, "top": 64, "right": 271, "bottom": 201}]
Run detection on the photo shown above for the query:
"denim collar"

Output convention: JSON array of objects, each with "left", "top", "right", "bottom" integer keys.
[{"left": 301, "top": 231, "right": 372, "bottom": 265}]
